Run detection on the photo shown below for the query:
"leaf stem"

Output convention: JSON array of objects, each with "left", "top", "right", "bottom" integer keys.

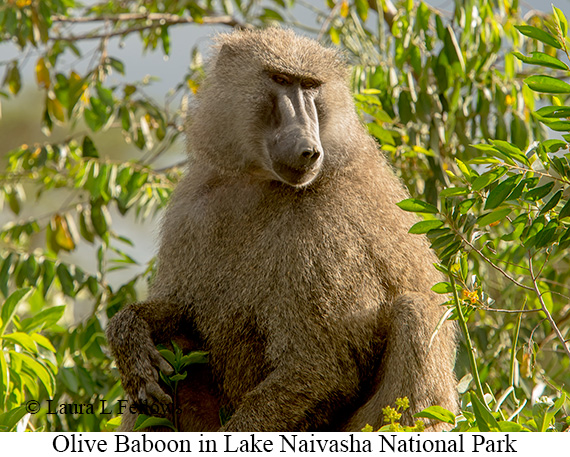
[{"left": 449, "top": 274, "right": 486, "bottom": 402}]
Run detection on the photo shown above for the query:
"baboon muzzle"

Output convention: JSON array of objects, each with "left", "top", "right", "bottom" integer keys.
[{"left": 267, "top": 85, "right": 323, "bottom": 187}]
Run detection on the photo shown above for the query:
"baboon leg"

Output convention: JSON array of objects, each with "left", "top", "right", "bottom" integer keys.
[
  {"left": 219, "top": 352, "right": 360, "bottom": 432},
  {"left": 344, "top": 293, "right": 457, "bottom": 431}
]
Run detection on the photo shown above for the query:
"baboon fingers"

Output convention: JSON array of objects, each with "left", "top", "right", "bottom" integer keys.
[
  {"left": 136, "top": 381, "right": 173, "bottom": 406},
  {"left": 147, "top": 381, "right": 173, "bottom": 405},
  {"left": 151, "top": 349, "right": 174, "bottom": 376}
]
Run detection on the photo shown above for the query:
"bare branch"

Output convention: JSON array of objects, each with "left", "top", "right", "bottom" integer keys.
[
  {"left": 51, "top": 12, "right": 234, "bottom": 24},
  {"left": 49, "top": 14, "right": 245, "bottom": 42}
]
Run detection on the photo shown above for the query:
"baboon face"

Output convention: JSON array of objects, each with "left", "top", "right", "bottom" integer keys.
[
  {"left": 262, "top": 71, "right": 324, "bottom": 187},
  {"left": 190, "top": 29, "right": 350, "bottom": 188}
]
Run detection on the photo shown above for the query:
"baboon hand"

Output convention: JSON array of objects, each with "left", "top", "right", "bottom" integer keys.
[{"left": 123, "top": 337, "right": 174, "bottom": 409}]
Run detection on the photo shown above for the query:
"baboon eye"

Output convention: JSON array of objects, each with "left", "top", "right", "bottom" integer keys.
[
  {"left": 301, "top": 79, "right": 320, "bottom": 90},
  {"left": 271, "top": 74, "right": 292, "bottom": 85}
]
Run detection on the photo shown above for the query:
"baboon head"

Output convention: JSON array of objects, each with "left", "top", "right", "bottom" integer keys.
[{"left": 188, "top": 28, "right": 354, "bottom": 188}]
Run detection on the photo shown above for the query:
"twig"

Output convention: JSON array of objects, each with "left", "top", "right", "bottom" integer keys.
[
  {"left": 528, "top": 254, "right": 570, "bottom": 360},
  {"left": 460, "top": 235, "right": 534, "bottom": 292},
  {"left": 51, "top": 12, "right": 238, "bottom": 25},
  {"left": 317, "top": 1, "right": 342, "bottom": 41},
  {"left": 49, "top": 14, "right": 243, "bottom": 42},
  {"left": 481, "top": 307, "right": 540, "bottom": 314}
]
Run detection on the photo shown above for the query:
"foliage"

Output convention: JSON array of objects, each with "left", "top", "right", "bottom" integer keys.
[
  {"left": 391, "top": 3, "right": 570, "bottom": 431},
  {"left": 361, "top": 397, "right": 426, "bottom": 432},
  {"left": 0, "top": 0, "right": 569, "bottom": 431}
]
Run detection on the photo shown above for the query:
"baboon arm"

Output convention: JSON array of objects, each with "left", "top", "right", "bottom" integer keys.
[
  {"left": 106, "top": 299, "right": 188, "bottom": 407},
  {"left": 344, "top": 293, "right": 458, "bottom": 431}
]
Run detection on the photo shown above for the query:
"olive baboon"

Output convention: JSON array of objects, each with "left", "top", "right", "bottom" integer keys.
[{"left": 106, "top": 27, "right": 457, "bottom": 432}]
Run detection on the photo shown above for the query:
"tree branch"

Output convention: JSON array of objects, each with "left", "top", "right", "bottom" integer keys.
[{"left": 49, "top": 14, "right": 244, "bottom": 42}]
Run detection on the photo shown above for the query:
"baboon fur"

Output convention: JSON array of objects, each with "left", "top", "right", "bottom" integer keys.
[{"left": 106, "top": 27, "right": 458, "bottom": 432}]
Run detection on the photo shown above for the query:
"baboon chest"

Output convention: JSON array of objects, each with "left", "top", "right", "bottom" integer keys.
[{"left": 156, "top": 185, "right": 384, "bottom": 401}]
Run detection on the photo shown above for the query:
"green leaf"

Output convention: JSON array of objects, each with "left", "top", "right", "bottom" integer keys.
[
  {"left": 409, "top": 220, "right": 444, "bottom": 234},
  {"left": 158, "top": 349, "right": 176, "bottom": 367},
  {"left": 1, "top": 288, "right": 31, "bottom": 336},
  {"left": 430, "top": 233, "right": 456, "bottom": 251},
  {"left": 1, "top": 332, "right": 38, "bottom": 353},
  {"left": 169, "top": 372, "right": 188, "bottom": 382},
  {"left": 0, "top": 254, "right": 14, "bottom": 298},
  {"left": 397, "top": 198, "right": 439, "bottom": 214},
  {"left": 525, "top": 181, "right": 555, "bottom": 201},
  {"left": 20, "top": 305, "right": 65, "bottom": 333},
  {"left": 539, "top": 139, "right": 567, "bottom": 156},
  {"left": 545, "top": 393, "right": 566, "bottom": 430},
  {"left": 489, "top": 140, "right": 528, "bottom": 165},
  {"left": 31, "top": 333, "right": 56, "bottom": 352},
  {"left": 543, "top": 120, "right": 570, "bottom": 131},
  {"left": 439, "top": 241, "right": 462, "bottom": 263},
  {"left": 525, "top": 75, "right": 570, "bottom": 94},
  {"left": 472, "top": 167, "right": 508, "bottom": 191},
  {"left": 535, "top": 106, "right": 570, "bottom": 119},
  {"left": 458, "top": 198, "right": 476, "bottom": 214},
  {"left": 553, "top": 5, "right": 568, "bottom": 37},
  {"left": 107, "top": 57, "right": 125, "bottom": 75},
  {"left": 56, "top": 264, "right": 75, "bottom": 297},
  {"left": 79, "top": 210, "right": 95, "bottom": 243},
  {"left": 559, "top": 198, "right": 570, "bottom": 219},
  {"left": 414, "top": 405, "right": 456, "bottom": 425},
  {"left": 5, "top": 62, "right": 21, "bottom": 95},
  {"left": 261, "top": 8, "right": 284, "bottom": 21},
  {"left": 355, "top": 0, "right": 368, "bottom": 21},
  {"left": 84, "top": 108, "right": 103, "bottom": 131},
  {"left": 180, "top": 350, "right": 209, "bottom": 368},
  {"left": 440, "top": 187, "right": 470, "bottom": 197},
  {"left": 455, "top": 158, "right": 476, "bottom": 180},
  {"left": 470, "top": 393, "right": 500, "bottom": 432},
  {"left": 35, "top": 57, "right": 50, "bottom": 88},
  {"left": 431, "top": 282, "right": 455, "bottom": 294},
  {"left": 477, "top": 208, "right": 511, "bottom": 227},
  {"left": 514, "top": 25, "right": 562, "bottom": 49},
  {"left": 539, "top": 190, "right": 563, "bottom": 215},
  {"left": 534, "top": 220, "right": 558, "bottom": 248},
  {"left": 91, "top": 202, "right": 110, "bottom": 238},
  {"left": 534, "top": 393, "right": 566, "bottom": 432},
  {"left": 82, "top": 136, "right": 99, "bottom": 158},
  {"left": 484, "top": 175, "right": 522, "bottom": 210},
  {"left": 10, "top": 351, "right": 54, "bottom": 397},
  {"left": 367, "top": 123, "right": 395, "bottom": 145},
  {"left": 0, "top": 406, "right": 29, "bottom": 432},
  {"left": 133, "top": 415, "right": 176, "bottom": 431},
  {"left": 96, "top": 83, "right": 114, "bottom": 107},
  {"left": 497, "top": 421, "right": 525, "bottom": 432},
  {"left": 41, "top": 260, "right": 56, "bottom": 296},
  {"left": 512, "top": 52, "right": 568, "bottom": 70}
]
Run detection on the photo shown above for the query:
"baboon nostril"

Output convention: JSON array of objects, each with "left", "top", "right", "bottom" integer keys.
[{"left": 301, "top": 147, "right": 320, "bottom": 161}]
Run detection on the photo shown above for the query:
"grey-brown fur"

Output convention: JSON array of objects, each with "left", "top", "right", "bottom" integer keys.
[{"left": 106, "top": 27, "right": 457, "bottom": 432}]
